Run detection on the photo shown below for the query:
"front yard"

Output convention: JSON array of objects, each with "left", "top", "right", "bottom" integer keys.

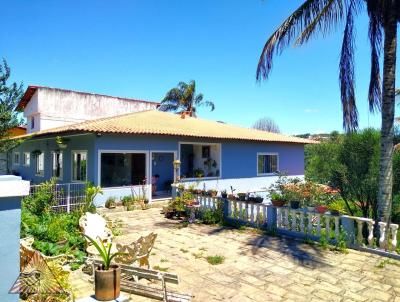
[{"left": 71, "top": 207, "right": 400, "bottom": 302}]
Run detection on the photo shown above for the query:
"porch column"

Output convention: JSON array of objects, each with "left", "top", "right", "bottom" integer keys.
[{"left": 0, "top": 175, "right": 30, "bottom": 302}]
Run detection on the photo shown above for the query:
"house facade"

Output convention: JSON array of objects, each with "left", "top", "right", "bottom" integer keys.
[{"left": 10, "top": 86, "right": 313, "bottom": 206}]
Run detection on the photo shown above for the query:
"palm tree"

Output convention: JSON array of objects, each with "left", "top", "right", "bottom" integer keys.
[
  {"left": 256, "top": 1, "right": 399, "bottom": 224},
  {"left": 159, "top": 80, "right": 215, "bottom": 117}
]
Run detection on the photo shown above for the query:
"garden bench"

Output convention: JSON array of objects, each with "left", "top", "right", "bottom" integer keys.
[
  {"left": 114, "top": 232, "right": 157, "bottom": 268},
  {"left": 88, "top": 258, "right": 192, "bottom": 302},
  {"left": 79, "top": 212, "right": 113, "bottom": 252}
]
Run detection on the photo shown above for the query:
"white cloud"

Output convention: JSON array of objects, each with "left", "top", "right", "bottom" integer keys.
[{"left": 304, "top": 108, "right": 319, "bottom": 114}]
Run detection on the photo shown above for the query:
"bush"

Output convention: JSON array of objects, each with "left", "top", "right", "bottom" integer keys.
[
  {"left": 20, "top": 181, "right": 96, "bottom": 257},
  {"left": 105, "top": 196, "right": 116, "bottom": 209}
]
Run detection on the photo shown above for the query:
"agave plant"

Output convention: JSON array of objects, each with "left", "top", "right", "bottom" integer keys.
[{"left": 84, "top": 235, "right": 124, "bottom": 270}]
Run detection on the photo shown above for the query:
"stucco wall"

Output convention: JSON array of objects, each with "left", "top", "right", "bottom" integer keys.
[
  {"left": 12, "top": 133, "right": 305, "bottom": 205},
  {"left": 0, "top": 176, "right": 30, "bottom": 302},
  {"left": 12, "top": 134, "right": 96, "bottom": 184},
  {"left": 24, "top": 88, "right": 159, "bottom": 133}
]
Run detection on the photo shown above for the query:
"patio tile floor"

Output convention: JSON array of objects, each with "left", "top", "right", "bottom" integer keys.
[{"left": 71, "top": 207, "right": 400, "bottom": 301}]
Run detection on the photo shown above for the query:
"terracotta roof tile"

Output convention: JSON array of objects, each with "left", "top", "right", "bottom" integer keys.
[{"left": 15, "top": 110, "right": 316, "bottom": 144}]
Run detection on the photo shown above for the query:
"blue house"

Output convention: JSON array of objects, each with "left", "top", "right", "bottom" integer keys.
[{"left": 10, "top": 86, "right": 313, "bottom": 205}]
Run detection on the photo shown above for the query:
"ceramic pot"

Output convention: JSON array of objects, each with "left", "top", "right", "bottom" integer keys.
[
  {"left": 316, "top": 205, "right": 328, "bottom": 214},
  {"left": 95, "top": 265, "right": 121, "bottom": 301}
]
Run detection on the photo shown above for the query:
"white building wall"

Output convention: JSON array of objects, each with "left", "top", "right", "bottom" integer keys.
[{"left": 24, "top": 88, "right": 158, "bottom": 133}]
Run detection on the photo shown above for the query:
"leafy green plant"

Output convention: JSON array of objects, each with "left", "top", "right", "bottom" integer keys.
[
  {"left": 81, "top": 183, "right": 102, "bottom": 214},
  {"left": 105, "top": 197, "right": 116, "bottom": 209},
  {"left": 121, "top": 196, "right": 133, "bottom": 206},
  {"left": 328, "top": 200, "right": 346, "bottom": 215},
  {"left": 206, "top": 255, "right": 225, "bottom": 265},
  {"left": 84, "top": 235, "right": 124, "bottom": 270}
]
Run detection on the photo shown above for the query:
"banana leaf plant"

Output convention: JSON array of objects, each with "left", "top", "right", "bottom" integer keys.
[{"left": 84, "top": 235, "right": 125, "bottom": 270}]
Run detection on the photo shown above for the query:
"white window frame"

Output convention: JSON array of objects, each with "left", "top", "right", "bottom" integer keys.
[
  {"left": 23, "top": 152, "right": 30, "bottom": 167},
  {"left": 71, "top": 150, "right": 88, "bottom": 183},
  {"left": 52, "top": 151, "right": 63, "bottom": 180},
  {"left": 13, "top": 152, "right": 20, "bottom": 166},
  {"left": 178, "top": 142, "right": 222, "bottom": 181},
  {"left": 35, "top": 152, "right": 45, "bottom": 176},
  {"left": 257, "top": 152, "right": 279, "bottom": 176}
]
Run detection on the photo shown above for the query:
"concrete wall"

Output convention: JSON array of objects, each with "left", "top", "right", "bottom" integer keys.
[{"left": 24, "top": 88, "right": 159, "bottom": 133}]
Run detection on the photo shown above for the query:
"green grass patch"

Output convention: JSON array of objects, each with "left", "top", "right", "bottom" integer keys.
[
  {"left": 153, "top": 265, "right": 169, "bottom": 272},
  {"left": 206, "top": 255, "right": 225, "bottom": 265}
]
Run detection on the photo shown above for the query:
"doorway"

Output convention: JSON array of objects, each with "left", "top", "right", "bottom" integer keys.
[{"left": 151, "top": 151, "right": 175, "bottom": 199}]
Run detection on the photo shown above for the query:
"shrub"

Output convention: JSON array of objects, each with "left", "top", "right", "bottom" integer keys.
[
  {"left": 105, "top": 197, "right": 116, "bottom": 209},
  {"left": 121, "top": 196, "right": 134, "bottom": 206},
  {"left": 201, "top": 209, "right": 220, "bottom": 225}
]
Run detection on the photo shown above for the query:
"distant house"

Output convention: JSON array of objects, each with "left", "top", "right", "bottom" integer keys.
[
  {"left": 0, "top": 126, "right": 27, "bottom": 175},
  {"left": 11, "top": 86, "right": 313, "bottom": 205}
]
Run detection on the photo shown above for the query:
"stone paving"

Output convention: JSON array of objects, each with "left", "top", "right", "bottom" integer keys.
[{"left": 71, "top": 207, "right": 400, "bottom": 302}]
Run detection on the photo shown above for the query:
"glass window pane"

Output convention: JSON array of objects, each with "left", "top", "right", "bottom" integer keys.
[{"left": 72, "top": 151, "right": 87, "bottom": 181}]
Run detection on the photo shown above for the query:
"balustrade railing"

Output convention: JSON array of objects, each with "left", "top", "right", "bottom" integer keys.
[{"left": 191, "top": 195, "right": 400, "bottom": 258}]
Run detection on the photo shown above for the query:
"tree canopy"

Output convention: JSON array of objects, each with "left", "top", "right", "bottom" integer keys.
[
  {"left": 0, "top": 59, "right": 23, "bottom": 152},
  {"left": 252, "top": 117, "right": 280, "bottom": 133}
]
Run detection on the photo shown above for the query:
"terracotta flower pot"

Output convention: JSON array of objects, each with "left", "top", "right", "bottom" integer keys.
[
  {"left": 95, "top": 265, "right": 121, "bottom": 301},
  {"left": 316, "top": 205, "right": 328, "bottom": 214},
  {"left": 271, "top": 199, "right": 285, "bottom": 207}
]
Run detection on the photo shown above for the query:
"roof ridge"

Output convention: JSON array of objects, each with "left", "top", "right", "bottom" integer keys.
[{"left": 29, "top": 85, "right": 160, "bottom": 104}]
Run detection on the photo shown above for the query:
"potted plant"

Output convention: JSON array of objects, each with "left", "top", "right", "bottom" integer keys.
[
  {"left": 328, "top": 200, "right": 345, "bottom": 216},
  {"left": 270, "top": 193, "right": 286, "bottom": 207},
  {"left": 254, "top": 195, "right": 264, "bottom": 203},
  {"left": 315, "top": 200, "right": 328, "bottom": 214},
  {"left": 228, "top": 194, "right": 236, "bottom": 200},
  {"left": 84, "top": 235, "right": 124, "bottom": 301},
  {"left": 289, "top": 200, "right": 301, "bottom": 209},
  {"left": 221, "top": 189, "right": 228, "bottom": 199},
  {"left": 55, "top": 136, "right": 69, "bottom": 149},
  {"left": 105, "top": 197, "right": 116, "bottom": 209},
  {"left": 237, "top": 193, "right": 247, "bottom": 201},
  {"left": 208, "top": 189, "right": 218, "bottom": 197}
]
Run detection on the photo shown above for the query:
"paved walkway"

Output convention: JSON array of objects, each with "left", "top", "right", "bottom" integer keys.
[{"left": 72, "top": 207, "right": 400, "bottom": 302}]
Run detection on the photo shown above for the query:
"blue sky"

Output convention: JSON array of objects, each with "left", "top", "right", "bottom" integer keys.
[{"left": 1, "top": 0, "right": 398, "bottom": 134}]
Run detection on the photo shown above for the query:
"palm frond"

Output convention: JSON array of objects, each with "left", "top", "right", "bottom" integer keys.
[
  {"left": 256, "top": 0, "right": 351, "bottom": 80},
  {"left": 197, "top": 100, "right": 215, "bottom": 111},
  {"left": 194, "top": 93, "right": 204, "bottom": 105},
  {"left": 339, "top": 0, "right": 358, "bottom": 131},
  {"left": 396, "top": 89, "right": 400, "bottom": 96},
  {"left": 367, "top": 2, "right": 383, "bottom": 113},
  {"left": 296, "top": 0, "right": 347, "bottom": 45}
]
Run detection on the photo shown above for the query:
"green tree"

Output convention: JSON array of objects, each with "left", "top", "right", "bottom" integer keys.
[
  {"left": 331, "top": 129, "right": 380, "bottom": 219},
  {"left": 0, "top": 59, "right": 23, "bottom": 152},
  {"left": 305, "top": 133, "right": 341, "bottom": 183},
  {"left": 256, "top": 1, "right": 399, "bottom": 223},
  {"left": 159, "top": 80, "right": 214, "bottom": 117}
]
